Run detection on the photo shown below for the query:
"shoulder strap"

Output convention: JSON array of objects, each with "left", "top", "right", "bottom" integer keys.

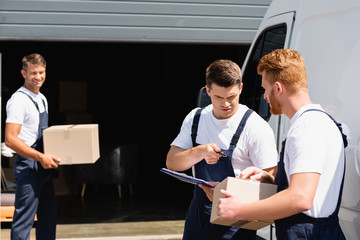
[
  {"left": 275, "top": 138, "right": 288, "bottom": 192},
  {"left": 230, "top": 109, "right": 254, "bottom": 146},
  {"left": 191, "top": 108, "right": 254, "bottom": 147},
  {"left": 301, "top": 109, "right": 346, "bottom": 216},
  {"left": 301, "top": 109, "right": 348, "bottom": 148},
  {"left": 18, "top": 91, "right": 40, "bottom": 112},
  {"left": 18, "top": 91, "right": 46, "bottom": 113},
  {"left": 191, "top": 108, "right": 203, "bottom": 146}
]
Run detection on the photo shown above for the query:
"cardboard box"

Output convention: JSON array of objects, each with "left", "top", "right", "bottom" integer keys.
[
  {"left": 43, "top": 124, "right": 100, "bottom": 165},
  {"left": 210, "top": 177, "right": 277, "bottom": 230}
]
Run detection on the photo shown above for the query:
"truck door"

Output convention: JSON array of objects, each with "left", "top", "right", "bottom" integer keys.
[{"left": 241, "top": 12, "right": 294, "bottom": 150}]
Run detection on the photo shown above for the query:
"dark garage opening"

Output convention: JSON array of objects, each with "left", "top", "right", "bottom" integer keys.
[{"left": 1, "top": 41, "right": 250, "bottom": 223}]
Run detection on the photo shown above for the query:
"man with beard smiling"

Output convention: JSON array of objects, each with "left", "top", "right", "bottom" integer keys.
[
  {"left": 216, "top": 49, "right": 347, "bottom": 240},
  {"left": 5, "top": 53, "right": 60, "bottom": 240},
  {"left": 166, "top": 59, "right": 277, "bottom": 240}
]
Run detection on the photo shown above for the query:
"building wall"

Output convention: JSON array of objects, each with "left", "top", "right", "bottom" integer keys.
[{"left": 0, "top": 0, "right": 271, "bottom": 43}]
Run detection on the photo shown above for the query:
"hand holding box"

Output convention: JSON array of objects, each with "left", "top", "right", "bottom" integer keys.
[
  {"left": 210, "top": 177, "right": 277, "bottom": 230},
  {"left": 43, "top": 124, "right": 100, "bottom": 165}
]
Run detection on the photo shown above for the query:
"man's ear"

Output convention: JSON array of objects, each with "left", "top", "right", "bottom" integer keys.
[
  {"left": 274, "top": 81, "right": 284, "bottom": 96},
  {"left": 206, "top": 85, "right": 211, "bottom": 96},
  {"left": 239, "top": 83, "right": 243, "bottom": 94},
  {"left": 20, "top": 69, "right": 26, "bottom": 79}
]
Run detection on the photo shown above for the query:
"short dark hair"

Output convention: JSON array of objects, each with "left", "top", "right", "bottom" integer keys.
[
  {"left": 22, "top": 53, "right": 46, "bottom": 71},
  {"left": 205, "top": 59, "right": 242, "bottom": 89}
]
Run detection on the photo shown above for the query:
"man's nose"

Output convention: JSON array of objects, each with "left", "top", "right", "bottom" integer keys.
[{"left": 223, "top": 100, "right": 230, "bottom": 107}]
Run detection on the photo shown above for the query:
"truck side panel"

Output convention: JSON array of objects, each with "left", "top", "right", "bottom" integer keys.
[
  {"left": 291, "top": 4, "right": 360, "bottom": 239},
  {"left": 0, "top": 0, "right": 271, "bottom": 43},
  {"left": 242, "top": 1, "right": 360, "bottom": 239}
]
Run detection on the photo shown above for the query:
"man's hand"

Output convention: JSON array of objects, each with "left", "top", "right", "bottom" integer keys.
[
  {"left": 198, "top": 182, "right": 219, "bottom": 202},
  {"left": 240, "top": 166, "right": 275, "bottom": 184},
  {"left": 39, "top": 154, "right": 60, "bottom": 169},
  {"left": 203, "top": 143, "right": 223, "bottom": 164},
  {"left": 5, "top": 123, "right": 60, "bottom": 169},
  {"left": 166, "top": 143, "right": 224, "bottom": 172},
  {"left": 217, "top": 189, "right": 243, "bottom": 221}
]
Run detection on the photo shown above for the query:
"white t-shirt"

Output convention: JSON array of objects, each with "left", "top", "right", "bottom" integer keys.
[
  {"left": 171, "top": 104, "right": 278, "bottom": 177},
  {"left": 284, "top": 104, "right": 345, "bottom": 218},
  {"left": 6, "top": 86, "right": 48, "bottom": 147}
]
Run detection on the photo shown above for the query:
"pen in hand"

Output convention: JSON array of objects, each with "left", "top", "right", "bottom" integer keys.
[{"left": 216, "top": 151, "right": 227, "bottom": 158}]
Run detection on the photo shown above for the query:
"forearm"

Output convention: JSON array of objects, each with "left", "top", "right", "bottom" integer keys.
[
  {"left": 241, "top": 188, "right": 306, "bottom": 221},
  {"left": 5, "top": 134, "right": 43, "bottom": 162},
  {"left": 166, "top": 145, "right": 204, "bottom": 171},
  {"left": 5, "top": 123, "right": 59, "bottom": 169},
  {"left": 219, "top": 173, "right": 318, "bottom": 221}
]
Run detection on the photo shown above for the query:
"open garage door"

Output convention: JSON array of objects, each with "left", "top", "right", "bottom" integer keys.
[{"left": 0, "top": 41, "right": 250, "bottom": 201}]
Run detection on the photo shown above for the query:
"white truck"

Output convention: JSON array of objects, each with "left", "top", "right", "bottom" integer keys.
[{"left": 240, "top": 0, "right": 360, "bottom": 239}]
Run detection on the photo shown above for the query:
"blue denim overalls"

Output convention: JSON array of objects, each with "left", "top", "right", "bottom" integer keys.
[
  {"left": 182, "top": 108, "right": 257, "bottom": 240},
  {"left": 274, "top": 109, "right": 347, "bottom": 240},
  {"left": 11, "top": 91, "right": 57, "bottom": 240}
]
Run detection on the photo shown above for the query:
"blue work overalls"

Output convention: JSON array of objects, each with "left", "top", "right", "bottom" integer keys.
[
  {"left": 182, "top": 108, "right": 257, "bottom": 240},
  {"left": 274, "top": 109, "right": 347, "bottom": 240},
  {"left": 11, "top": 91, "right": 57, "bottom": 240}
]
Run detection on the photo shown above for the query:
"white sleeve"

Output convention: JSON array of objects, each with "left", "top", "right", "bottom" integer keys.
[
  {"left": 247, "top": 116, "right": 278, "bottom": 169},
  {"left": 170, "top": 108, "right": 200, "bottom": 150},
  {"left": 6, "top": 94, "right": 27, "bottom": 125},
  {"left": 287, "top": 121, "right": 325, "bottom": 175}
]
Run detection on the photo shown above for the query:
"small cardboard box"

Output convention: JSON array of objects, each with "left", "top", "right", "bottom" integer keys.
[
  {"left": 211, "top": 177, "right": 277, "bottom": 230},
  {"left": 43, "top": 124, "right": 100, "bottom": 165}
]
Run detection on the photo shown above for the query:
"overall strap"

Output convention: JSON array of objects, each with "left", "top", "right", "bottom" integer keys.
[
  {"left": 191, "top": 108, "right": 254, "bottom": 149},
  {"left": 302, "top": 109, "right": 348, "bottom": 147},
  {"left": 277, "top": 109, "right": 348, "bottom": 190},
  {"left": 228, "top": 109, "right": 253, "bottom": 152},
  {"left": 301, "top": 109, "right": 347, "bottom": 216},
  {"left": 275, "top": 109, "right": 347, "bottom": 228},
  {"left": 275, "top": 139, "right": 287, "bottom": 192},
  {"left": 18, "top": 91, "right": 47, "bottom": 113},
  {"left": 18, "top": 90, "right": 48, "bottom": 146},
  {"left": 191, "top": 108, "right": 203, "bottom": 146}
]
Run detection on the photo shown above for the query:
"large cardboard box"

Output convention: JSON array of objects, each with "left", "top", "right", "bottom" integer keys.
[
  {"left": 43, "top": 124, "right": 99, "bottom": 165},
  {"left": 211, "top": 177, "right": 277, "bottom": 230}
]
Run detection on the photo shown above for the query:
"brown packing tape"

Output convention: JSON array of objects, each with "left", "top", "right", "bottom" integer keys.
[
  {"left": 63, "top": 125, "right": 76, "bottom": 140},
  {"left": 64, "top": 131, "right": 70, "bottom": 140}
]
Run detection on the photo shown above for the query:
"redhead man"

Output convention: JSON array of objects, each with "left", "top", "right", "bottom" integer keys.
[{"left": 217, "top": 49, "right": 347, "bottom": 240}]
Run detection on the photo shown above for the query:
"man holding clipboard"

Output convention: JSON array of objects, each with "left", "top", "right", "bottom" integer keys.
[{"left": 166, "top": 59, "right": 278, "bottom": 240}]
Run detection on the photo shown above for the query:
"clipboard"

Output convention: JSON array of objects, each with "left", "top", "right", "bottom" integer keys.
[{"left": 160, "top": 168, "right": 215, "bottom": 188}]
